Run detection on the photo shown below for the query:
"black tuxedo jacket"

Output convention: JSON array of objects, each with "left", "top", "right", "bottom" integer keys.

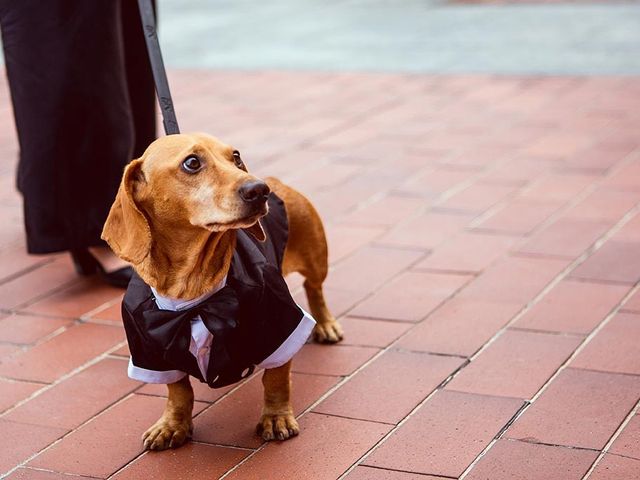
[{"left": 122, "top": 194, "right": 309, "bottom": 388}]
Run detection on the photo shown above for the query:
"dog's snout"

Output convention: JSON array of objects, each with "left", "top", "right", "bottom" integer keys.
[{"left": 239, "top": 181, "right": 270, "bottom": 204}]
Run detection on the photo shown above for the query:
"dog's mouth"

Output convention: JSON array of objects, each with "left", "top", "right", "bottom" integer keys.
[
  {"left": 204, "top": 211, "right": 265, "bottom": 231},
  {"left": 202, "top": 201, "right": 268, "bottom": 231}
]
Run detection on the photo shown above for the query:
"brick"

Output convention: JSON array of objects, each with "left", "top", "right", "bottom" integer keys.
[
  {"left": 4, "top": 468, "right": 97, "bottom": 480},
  {"left": 571, "top": 312, "right": 640, "bottom": 375},
  {"left": 294, "top": 285, "right": 362, "bottom": 319},
  {"left": 519, "top": 173, "right": 595, "bottom": 203},
  {"left": 474, "top": 200, "right": 561, "bottom": 235},
  {"left": 110, "top": 343, "right": 130, "bottom": 358},
  {"left": 0, "top": 343, "right": 20, "bottom": 360},
  {"left": 325, "top": 224, "right": 385, "bottom": 264},
  {"left": 285, "top": 271, "right": 305, "bottom": 292},
  {"left": 481, "top": 156, "right": 553, "bottom": 186},
  {"left": 465, "top": 439, "right": 598, "bottom": 480},
  {"left": 0, "top": 244, "right": 47, "bottom": 285},
  {"left": 86, "top": 300, "right": 123, "bottom": 325},
  {"left": 523, "top": 134, "right": 591, "bottom": 159},
  {"left": 349, "top": 271, "right": 472, "bottom": 322},
  {"left": 0, "top": 258, "right": 78, "bottom": 310},
  {"left": 193, "top": 372, "right": 339, "bottom": 448},
  {"left": 24, "top": 277, "right": 121, "bottom": 318},
  {"left": 291, "top": 162, "right": 362, "bottom": 194},
  {"left": 364, "top": 390, "right": 523, "bottom": 477},
  {"left": 342, "top": 164, "right": 413, "bottom": 192},
  {"left": 458, "top": 256, "right": 569, "bottom": 304},
  {"left": 397, "top": 298, "right": 521, "bottom": 356},
  {"left": 609, "top": 414, "right": 640, "bottom": 459},
  {"left": 376, "top": 212, "right": 473, "bottom": 250},
  {"left": 0, "top": 378, "right": 42, "bottom": 414},
  {"left": 0, "top": 419, "right": 66, "bottom": 476},
  {"left": 0, "top": 323, "right": 124, "bottom": 383},
  {"left": 570, "top": 241, "right": 640, "bottom": 284},
  {"left": 563, "top": 140, "right": 637, "bottom": 172},
  {"left": 394, "top": 167, "right": 472, "bottom": 198},
  {"left": 1, "top": 70, "right": 640, "bottom": 480},
  {"left": 325, "top": 246, "right": 424, "bottom": 295},
  {"left": 339, "top": 195, "right": 426, "bottom": 228},
  {"left": 409, "top": 131, "right": 480, "bottom": 153},
  {"left": 442, "top": 146, "right": 511, "bottom": 168},
  {"left": 5, "top": 358, "right": 138, "bottom": 429},
  {"left": 0, "top": 314, "right": 72, "bottom": 345},
  {"left": 565, "top": 188, "right": 639, "bottom": 223},
  {"left": 346, "top": 466, "right": 442, "bottom": 479},
  {"left": 439, "top": 183, "right": 518, "bottom": 214},
  {"left": 5, "top": 469, "right": 100, "bottom": 479},
  {"left": 588, "top": 454, "right": 640, "bottom": 480},
  {"left": 615, "top": 213, "right": 640, "bottom": 242},
  {"left": 225, "top": 413, "right": 390, "bottom": 480},
  {"left": 312, "top": 185, "right": 365, "bottom": 220},
  {"left": 315, "top": 350, "right": 464, "bottom": 424},
  {"left": 292, "top": 344, "right": 379, "bottom": 377},
  {"left": 514, "top": 279, "right": 629, "bottom": 334},
  {"left": 506, "top": 368, "right": 640, "bottom": 449},
  {"left": 416, "top": 232, "right": 515, "bottom": 273},
  {"left": 339, "top": 317, "right": 412, "bottom": 348},
  {"left": 602, "top": 159, "right": 640, "bottom": 191},
  {"left": 517, "top": 218, "right": 610, "bottom": 258},
  {"left": 447, "top": 330, "right": 581, "bottom": 399},
  {"left": 28, "top": 395, "right": 205, "bottom": 478},
  {"left": 111, "top": 443, "right": 250, "bottom": 480}
]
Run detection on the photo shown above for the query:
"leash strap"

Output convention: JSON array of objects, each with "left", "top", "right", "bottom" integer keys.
[{"left": 137, "top": 0, "right": 180, "bottom": 135}]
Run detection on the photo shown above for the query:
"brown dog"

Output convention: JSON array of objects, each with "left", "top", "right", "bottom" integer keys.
[{"left": 102, "top": 132, "right": 343, "bottom": 450}]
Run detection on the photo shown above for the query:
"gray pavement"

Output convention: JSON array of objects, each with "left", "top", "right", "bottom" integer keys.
[{"left": 158, "top": 0, "right": 640, "bottom": 74}]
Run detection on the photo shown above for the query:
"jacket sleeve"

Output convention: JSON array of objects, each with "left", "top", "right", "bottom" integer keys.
[{"left": 252, "top": 264, "right": 316, "bottom": 367}]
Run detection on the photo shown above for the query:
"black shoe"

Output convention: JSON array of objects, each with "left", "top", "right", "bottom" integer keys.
[{"left": 70, "top": 248, "right": 133, "bottom": 289}]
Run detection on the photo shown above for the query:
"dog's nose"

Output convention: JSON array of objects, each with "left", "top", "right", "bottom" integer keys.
[{"left": 239, "top": 180, "right": 270, "bottom": 204}]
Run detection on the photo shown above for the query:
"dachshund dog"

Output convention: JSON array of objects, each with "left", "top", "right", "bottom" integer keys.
[{"left": 102, "top": 132, "right": 343, "bottom": 450}]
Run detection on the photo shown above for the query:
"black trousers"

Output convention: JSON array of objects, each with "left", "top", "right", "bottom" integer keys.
[{"left": 0, "top": 0, "right": 156, "bottom": 254}]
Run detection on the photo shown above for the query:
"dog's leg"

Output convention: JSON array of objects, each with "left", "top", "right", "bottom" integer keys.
[
  {"left": 257, "top": 360, "right": 299, "bottom": 441},
  {"left": 143, "top": 376, "right": 194, "bottom": 450},
  {"left": 304, "top": 279, "right": 343, "bottom": 343},
  {"left": 266, "top": 178, "right": 343, "bottom": 344}
]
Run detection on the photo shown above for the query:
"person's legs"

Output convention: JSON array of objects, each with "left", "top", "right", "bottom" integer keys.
[
  {"left": 121, "top": 0, "right": 157, "bottom": 159},
  {"left": 88, "top": 0, "right": 157, "bottom": 275},
  {"left": 0, "top": 0, "right": 141, "bottom": 254}
]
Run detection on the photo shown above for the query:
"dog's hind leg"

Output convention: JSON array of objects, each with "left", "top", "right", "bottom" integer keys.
[
  {"left": 142, "top": 376, "right": 194, "bottom": 450},
  {"left": 267, "top": 178, "right": 343, "bottom": 344},
  {"left": 303, "top": 277, "right": 343, "bottom": 343}
]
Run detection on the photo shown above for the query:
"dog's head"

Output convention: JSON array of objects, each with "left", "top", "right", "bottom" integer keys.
[{"left": 102, "top": 133, "right": 268, "bottom": 264}]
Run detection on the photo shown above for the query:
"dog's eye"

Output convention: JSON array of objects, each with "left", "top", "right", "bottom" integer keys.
[
  {"left": 182, "top": 155, "right": 202, "bottom": 173},
  {"left": 232, "top": 151, "right": 244, "bottom": 169}
]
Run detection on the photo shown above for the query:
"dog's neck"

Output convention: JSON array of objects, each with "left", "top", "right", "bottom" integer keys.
[
  {"left": 134, "top": 224, "right": 237, "bottom": 300},
  {"left": 152, "top": 274, "right": 227, "bottom": 311}
]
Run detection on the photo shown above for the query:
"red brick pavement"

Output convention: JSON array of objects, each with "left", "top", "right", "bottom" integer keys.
[{"left": 1, "top": 71, "right": 640, "bottom": 478}]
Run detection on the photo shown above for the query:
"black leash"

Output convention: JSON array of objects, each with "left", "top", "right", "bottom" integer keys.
[{"left": 137, "top": 0, "right": 180, "bottom": 135}]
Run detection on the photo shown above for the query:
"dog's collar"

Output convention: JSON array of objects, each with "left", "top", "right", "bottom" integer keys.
[{"left": 151, "top": 276, "right": 227, "bottom": 312}]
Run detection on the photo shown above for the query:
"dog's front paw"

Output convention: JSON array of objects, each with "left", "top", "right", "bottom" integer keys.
[
  {"left": 143, "top": 418, "right": 192, "bottom": 450},
  {"left": 257, "top": 412, "right": 299, "bottom": 441},
  {"left": 313, "top": 320, "right": 344, "bottom": 344}
]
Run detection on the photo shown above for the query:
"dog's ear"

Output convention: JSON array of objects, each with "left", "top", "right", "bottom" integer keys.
[
  {"left": 101, "top": 159, "right": 151, "bottom": 264},
  {"left": 243, "top": 220, "right": 266, "bottom": 242}
]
